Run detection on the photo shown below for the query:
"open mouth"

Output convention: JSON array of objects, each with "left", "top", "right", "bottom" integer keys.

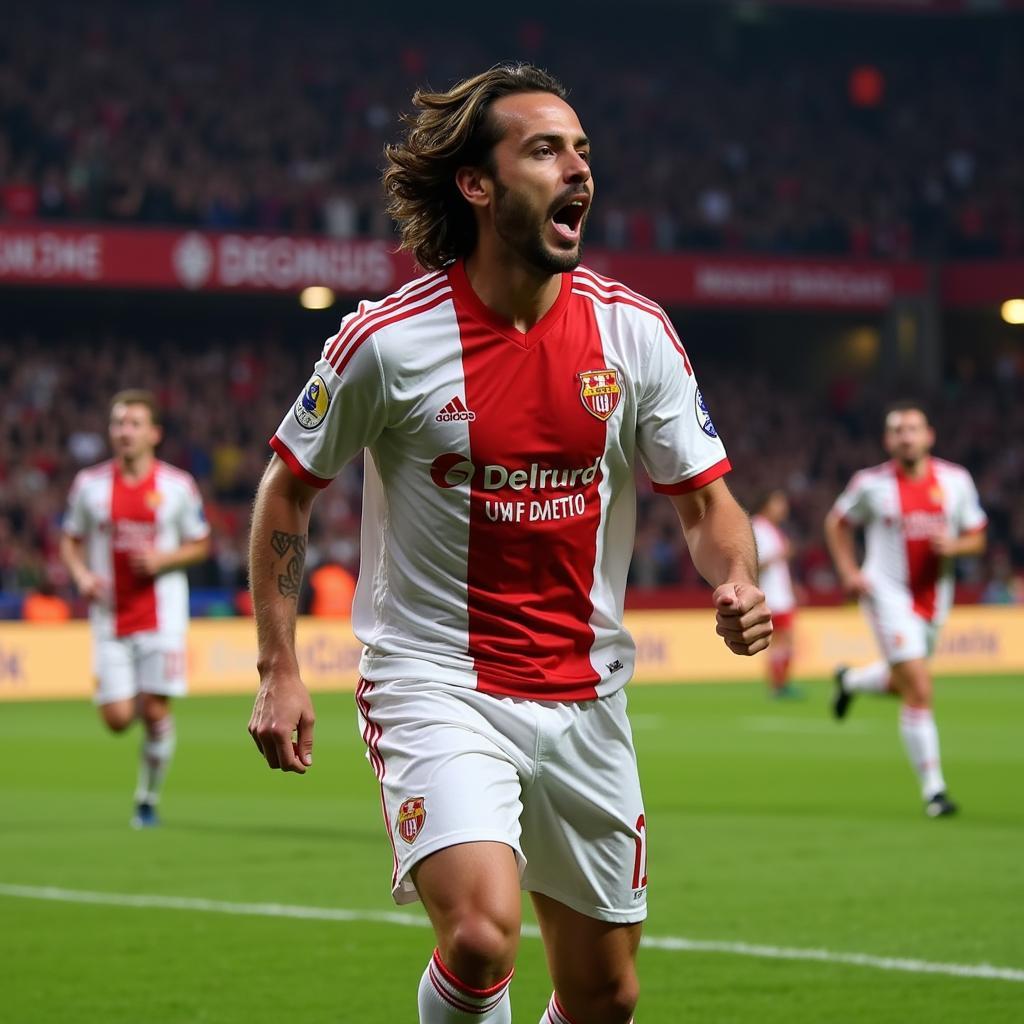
[{"left": 550, "top": 195, "right": 589, "bottom": 242}]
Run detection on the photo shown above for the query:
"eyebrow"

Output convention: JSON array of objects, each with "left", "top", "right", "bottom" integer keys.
[{"left": 521, "top": 132, "right": 591, "bottom": 150}]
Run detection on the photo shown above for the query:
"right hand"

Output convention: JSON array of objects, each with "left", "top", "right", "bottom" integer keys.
[
  {"left": 74, "top": 570, "right": 107, "bottom": 603},
  {"left": 248, "top": 671, "right": 316, "bottom": 773},
  {"left": 840, "top": 568, "right": 871, "bottom": 599}
]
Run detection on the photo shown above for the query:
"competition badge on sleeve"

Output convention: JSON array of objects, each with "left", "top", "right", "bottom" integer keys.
[
  {"left": 578, "top": 369, "right": 622, "bottom": 421},
  {"left": 695, "top": 388, "right": 718, "bottom": 438},
  {"left": 396, "top": 796, "right": 427, "bottom": 844},
  {"left": 293, "top": 373, "right": 331, "bottom": 430}
]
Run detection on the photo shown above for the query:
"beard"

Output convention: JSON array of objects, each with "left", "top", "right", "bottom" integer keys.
[{"left": 492, "top": 177, "right": 585, "bottom": 275}]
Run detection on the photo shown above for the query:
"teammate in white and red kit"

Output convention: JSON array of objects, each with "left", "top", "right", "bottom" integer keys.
[
  {"left": 824, "top": 401, "right": 987, "bottom": 818},
  {"left": 60, "top": 390, "right": 210, "bottom": 828},
  {"left": 247, "top": 65, "right": 772, "bottom": 1024},
  {"left": 752, "top": 489, "right": 801, "bottom": 698}
]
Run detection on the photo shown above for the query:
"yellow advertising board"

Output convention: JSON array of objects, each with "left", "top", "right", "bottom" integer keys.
[{"left": 0, "top": 606, "right": 1020, "bottom": 702}]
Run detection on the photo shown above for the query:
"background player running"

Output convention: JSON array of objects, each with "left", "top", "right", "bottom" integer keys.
[
  {"left": 752, "top": 488, "right": 801, "bottom": 699},
  {"left": 824, "top": 400, "right": 987, "bottom": 818},
  {"left": 248, "top": 64, "right": 772, "bottom": 1024},
  {"left": 60, "top": 390, "right": 210, "bottom": 827}
]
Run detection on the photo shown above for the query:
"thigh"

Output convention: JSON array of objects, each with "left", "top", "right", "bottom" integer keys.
[
  {"left": 522, "top": 689, "right": 648, "bottom": 924},
  {"left": 93, "top": 638, "right": 137, "bottom": 706},
  {"left": 356, "top": 678, "right": 530, "bottom": 905},
  {"left": 135, "top": 633, "right": 188, "bottom": 698}
]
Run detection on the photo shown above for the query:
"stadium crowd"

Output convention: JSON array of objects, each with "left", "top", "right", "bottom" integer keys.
[
  {"left": 1, "top": 330, "right": 1020, "bottom": 616},
  {"left": 1, "top": 1, "right": 1021, "bottom": 260}
]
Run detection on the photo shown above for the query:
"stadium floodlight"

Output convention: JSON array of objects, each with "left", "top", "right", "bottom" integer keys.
[
  {"left": 300, "top": 286, "right": 335, "bottom": 310},
  {"left": 1001, "top": 299, "right": 1024, "bottom": 325}
]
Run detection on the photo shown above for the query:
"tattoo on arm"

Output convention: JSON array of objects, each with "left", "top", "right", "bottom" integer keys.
[{"left": 270, "top": 531, "right": 307, "bottom": 600}]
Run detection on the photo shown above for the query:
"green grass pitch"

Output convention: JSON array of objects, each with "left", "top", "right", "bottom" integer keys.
[{"left": 2, "top": 676, "right": 1022, "bottom": 1022}]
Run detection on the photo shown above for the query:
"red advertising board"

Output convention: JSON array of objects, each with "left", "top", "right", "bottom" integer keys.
[{"left": 0, "top": 224, "right": 938, "bottom": 311}]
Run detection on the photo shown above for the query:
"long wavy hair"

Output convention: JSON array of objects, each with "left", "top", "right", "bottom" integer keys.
[{"left": 383, "top": 63, "right": 567, "bottom": 271}]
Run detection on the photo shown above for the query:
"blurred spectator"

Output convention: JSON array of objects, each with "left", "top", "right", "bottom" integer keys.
[{"left": 0, "top": 1, "right": 1020, "bottom": 259}]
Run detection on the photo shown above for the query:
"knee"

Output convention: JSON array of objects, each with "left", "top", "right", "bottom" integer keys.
[
  {"left": 442, "top": 911, "right": 519, "bottom": 987},
  {"left": 100, "top": 708, "right": 134, "bottom": 732}
]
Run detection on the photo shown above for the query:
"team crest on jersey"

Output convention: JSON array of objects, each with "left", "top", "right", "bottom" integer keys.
[
  {"left": 695, "top": 388, "right": 718, "bottom": 438},
  {"left": 578, "top": 369, "right": 621, "bottom": 421},
  {"left": 396, "top": 797, "right": 426, "bottom": 844},
  {"left": 145, "top": 490, "right": 163, "bottom": 510},
  {"left": 293, "top": 373, "right": 331, "bottom": 430}
]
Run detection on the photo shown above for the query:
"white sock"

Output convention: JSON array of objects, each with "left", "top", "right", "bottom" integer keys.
[
  {"left": 540, "top": 994, "right": 633, "bottom": 1024},
  {"left": 135, "top": 714, "right": 176, "bottom": 806},
  {"left": 418, "top": 949, "right": 512, "bottom": 1022},
  {"left": 899, "top": 705, "right": 947, "bottom": 800},
  {"left": 842, "top": 661, "right": 890, "bottom": 693}
]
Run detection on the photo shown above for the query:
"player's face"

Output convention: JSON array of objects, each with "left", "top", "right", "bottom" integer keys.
[
  {"left": 884, "top": 409, "right": 934, "bottom": 466},
  {"left": 484, "top": 92, "right": 593, "bottom": 274},
  {"left": 109, "top": 403, "right": 161, "bottom": 461},
  {"left": 766, "top": 491, "right": 789, "bottom": 522}
]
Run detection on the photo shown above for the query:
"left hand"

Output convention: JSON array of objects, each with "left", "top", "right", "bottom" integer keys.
[
  {"left": 129, "top": 549, "right": 164, "bottom": 578},
  {"left": 713, "top": 581, "right": 773, "bottom": 656},
  {"left": 929, "top": 534, "right": 958, "bottom": 557}
]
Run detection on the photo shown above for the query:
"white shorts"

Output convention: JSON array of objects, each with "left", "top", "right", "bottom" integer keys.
[
  {"left": 93, "top": 632, "right": 188, "bottom": 705},
  {"left": 355, "top": 678, "right": 648, "bottom": 924},
  {"left": 861, "top": 593, "right": 940, "bottom": 665}
]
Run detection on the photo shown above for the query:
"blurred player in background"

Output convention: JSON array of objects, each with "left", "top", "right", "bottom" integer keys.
[
  {"left": 752, "top": 488, "right": 801, "bottom": 699},
  {"left": 824, "top": 401, "right": 987, "bottom": 817},
  {"left": 248, "top": 64, "right": 771, "bottom": 1024},
  {"left": 60, "top": 390, "right": 210, "bottom": 828}
]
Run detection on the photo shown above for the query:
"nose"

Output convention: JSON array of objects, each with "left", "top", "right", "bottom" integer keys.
[{"left": 564, "top": 151, "right": 591, "bottom": 185}]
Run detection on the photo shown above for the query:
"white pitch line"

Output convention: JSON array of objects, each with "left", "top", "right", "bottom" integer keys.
[{"left": 2, "top": 883, "right": 1022, "bottom": 984}]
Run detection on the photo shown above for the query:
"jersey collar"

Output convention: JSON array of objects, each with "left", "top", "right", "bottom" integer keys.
[{"left": 447, "top": 259, "right": 572, "bottom": 350}]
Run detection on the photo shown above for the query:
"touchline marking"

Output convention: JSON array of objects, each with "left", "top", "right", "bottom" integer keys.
[{"left": 2, "top": 883, "right": 1022, "bottom": 984}]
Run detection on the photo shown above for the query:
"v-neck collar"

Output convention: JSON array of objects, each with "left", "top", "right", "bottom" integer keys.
[
  {"left": 114, "top": 460, "right": 156, "bottom": 490},
  {"left": 448, "top": 259, "right": 572, "bottom": 350}
]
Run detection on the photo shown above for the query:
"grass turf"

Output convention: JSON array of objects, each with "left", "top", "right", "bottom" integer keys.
[{"left": 2, "top": 676, "right": 1022, "bottom": 1022}]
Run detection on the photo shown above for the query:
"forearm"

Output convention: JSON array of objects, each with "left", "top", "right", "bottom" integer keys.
[
  {"left": 250, "top": 458, "right": 316, "bottom": 675},
  {"left": 951, "top": 530, "right": 987, "bottom": 557},
  {"left": 59, "top": 534, "right": 90, "bottom": 586},
  {"left": 824, "top": 513, "right": 859, "bottom": 579},
  {"left": 155, "top": 538, "right": 211, "bottom": 574},
  {"left": 672, "top": 480, "right": 757, "bottom": 587}
]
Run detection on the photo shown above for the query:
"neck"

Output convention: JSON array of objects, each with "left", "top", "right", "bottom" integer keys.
[
  {"left": 464, "top": 238, "right": 564, "bottom": 333},
  {"left": 118, "top": 452, "right": 154, "bottom": 481},
  {"left": 898, "top": 456, "right": 929, "bottom": 480}
]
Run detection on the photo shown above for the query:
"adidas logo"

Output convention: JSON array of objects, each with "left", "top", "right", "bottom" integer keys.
[{"left": 435, "top": 396, "right": 476, "bottom": 422}]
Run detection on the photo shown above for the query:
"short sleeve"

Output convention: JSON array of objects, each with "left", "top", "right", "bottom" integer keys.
[
  {"left": 635, "top": 312, "right": 731, "bottom": 494},
  {"left": 954, "top": 471, "right": 987, "bottom": 536},
  {"left": 177, "top": 477, "right": 211, "bottom": 542},
  {"left": 62, "top": 473, "right": 90, "bottom": 538},
  {"left": 832, "top": 473, "right": 870, "bottom": 526},
  {"left": 271, "top": 327, "right": 388, "bottom": 488}
]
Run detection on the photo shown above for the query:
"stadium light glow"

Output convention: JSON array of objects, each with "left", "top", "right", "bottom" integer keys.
[
  {"left": 300, "top": 286, "right": 335, "bottom": 310},
  {"left": 1001, "top": 299, "right": 1024, "bottom": 325}
]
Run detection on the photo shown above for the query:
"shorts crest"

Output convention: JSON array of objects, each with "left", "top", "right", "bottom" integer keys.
[{"left": 397, "top": 796, "right": 426, "bottom": 844}]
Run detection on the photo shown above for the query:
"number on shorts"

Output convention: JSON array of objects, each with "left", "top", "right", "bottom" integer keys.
[
  {"left": 163, "top": 650, "right": 185, "bottom": 681},
  {"left": 632, "top": 813, "right": 648, "bottom": 889}
]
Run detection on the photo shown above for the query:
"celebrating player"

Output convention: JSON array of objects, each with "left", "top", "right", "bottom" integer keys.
[
  {"left": 248, "top": 64, "right": 772, "bottom": 1024},
  {"left": 60, "top": 390, "right": 210, "bottom": 828},
  {"left": 751, "top": 489, "right": 801, "bottom": 698},
  {"left": 824, "top": 401, "right": 987, "bottom": 818}
]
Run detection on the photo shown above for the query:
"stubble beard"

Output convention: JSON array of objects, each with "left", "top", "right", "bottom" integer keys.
[{"left": 492, "top": 177, "right": 584, "bottom": 275}]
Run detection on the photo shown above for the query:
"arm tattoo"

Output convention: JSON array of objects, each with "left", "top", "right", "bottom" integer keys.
[{"left": 270, "top": 531, "right": 307, "bottom": 600}]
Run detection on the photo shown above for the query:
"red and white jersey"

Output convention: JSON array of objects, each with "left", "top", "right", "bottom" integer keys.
[
  {"left": 63, "top": 460, "right": 209, "bottom": 640},
  {"left": 832, "top": 458, "right": 987, "bottom": 623},
  {"left": 272, "top": 261, "right": 730, "bottom": 701},
  {"left": 751, "top": 515, "right": 795, "bottom": 615}
]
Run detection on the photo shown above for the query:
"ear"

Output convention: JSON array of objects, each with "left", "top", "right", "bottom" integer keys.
[{"left": 455, "top": 165, "right": 492, "bottom": 210}]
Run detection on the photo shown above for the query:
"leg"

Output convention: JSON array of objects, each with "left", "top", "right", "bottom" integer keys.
[
  {"left": 890, "top": 658, "right": 953, "bottom": 812},
  {"left": 133, "top": 692, "right": 176, "bottom": 823},
  {"left": 532, "top": 893, "right": 640, "bottom": 1024},
  {"left": 99, "top": 698, "right": 136, "bottom": 733},
  {"left": 412, "top": 842, "right": 520, "bottom": 1020}
]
